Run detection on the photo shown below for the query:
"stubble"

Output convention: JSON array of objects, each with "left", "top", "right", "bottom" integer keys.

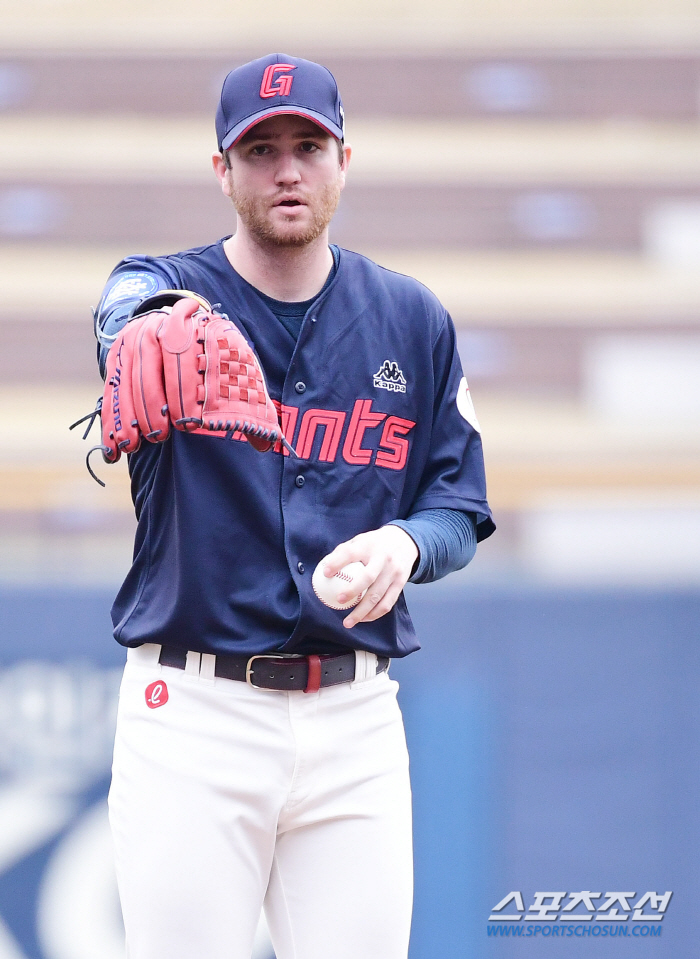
[{"left": 228, "top": 178, "right": 342, "bottom": 248}]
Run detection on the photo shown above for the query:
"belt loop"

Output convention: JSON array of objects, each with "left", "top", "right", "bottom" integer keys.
[
  {"left": 185, "top": 651, "right": 201, "bottom": 677},
  {"left": 304, "top": 655, "right": 322, "bottom": 694},
  {"left": 128, "top": 644, "right": 162, "bottom": 668},
  {"left": 199, "top": 653, "right": 216, "bottom": 683},
  {"left": 351, "top": 650, "right": 377, "bottom": 687}
]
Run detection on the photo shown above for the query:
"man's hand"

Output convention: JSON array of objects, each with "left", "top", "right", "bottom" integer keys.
[{"left": 321, "top": 525, "right": 419, "bottom": 629}]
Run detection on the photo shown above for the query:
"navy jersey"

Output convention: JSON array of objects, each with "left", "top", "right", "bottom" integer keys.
[{"left": 96, "top": 241, "right": 495, "bottom": 659}]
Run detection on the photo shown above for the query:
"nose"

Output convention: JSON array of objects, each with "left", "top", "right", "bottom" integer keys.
[{"left": 274, "top": 151, "right": 302, "bottom": 186}]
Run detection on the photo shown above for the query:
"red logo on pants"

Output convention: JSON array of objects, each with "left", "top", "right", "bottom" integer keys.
[{"left": 145, "top": 681, "right": 169, "bottom": 708}]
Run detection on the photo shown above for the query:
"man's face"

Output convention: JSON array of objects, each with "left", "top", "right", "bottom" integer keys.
[{"left": 215, "top": 114, "right": 350, "bottom": 248}]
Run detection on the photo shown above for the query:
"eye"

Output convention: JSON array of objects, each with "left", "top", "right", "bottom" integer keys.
[
  {"left": 250, "top": 144, "right": 271, "bottom": 156},
  {"left": 299, "top": 141, "right": 319, "bottom": 153}
]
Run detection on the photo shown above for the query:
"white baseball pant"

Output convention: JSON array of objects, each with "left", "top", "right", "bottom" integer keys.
[{"left": 108, "top": 644, "right": 413, "bottom": 959}]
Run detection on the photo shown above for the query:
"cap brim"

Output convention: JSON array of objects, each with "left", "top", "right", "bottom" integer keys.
[{"left": 221, "top": 107, "right": 343, "bottom": 150}]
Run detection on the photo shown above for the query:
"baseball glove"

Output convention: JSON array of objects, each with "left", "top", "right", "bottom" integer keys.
[{"left": 72, "top": 291, "right": 291, "bottom": 485}]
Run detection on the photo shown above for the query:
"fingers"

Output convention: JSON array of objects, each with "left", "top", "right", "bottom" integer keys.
[
  {"left": 318, "top": 526, "right": 419, "bottom": 629},
  {"left": 321, "top": 537, "right": 365, "bottom": 578},
  {"left": 336, "top": 553, "right": 384, "bottom": 608},
  {"left": 102, "top": 319, "right": 146, "bottom": 458},
  {"left": 343, "top": 566, "right": 404, "bottom": 629},
  {"left": 132, "top": 314, "right": 170, "bottom": 444}
]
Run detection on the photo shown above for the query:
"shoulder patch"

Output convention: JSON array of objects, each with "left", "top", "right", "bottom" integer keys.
[
  {"left": 102, "top": 271, "right": 160, "bottom": 310},
  {"left": 456, "top": 377, "right": 481, "bottom": 432}
]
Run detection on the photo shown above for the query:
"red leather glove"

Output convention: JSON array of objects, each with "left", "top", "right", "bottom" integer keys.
[{"left": 93, "top": 293, "right": 285, "bottom": 475}]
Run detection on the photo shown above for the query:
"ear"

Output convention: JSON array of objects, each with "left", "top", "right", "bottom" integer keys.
[
  {"left": 339, "top": 143, "right": 352, "bottom": 190},
  {"left": 212, "top": 152, "right": 233, "bottom": 197}
]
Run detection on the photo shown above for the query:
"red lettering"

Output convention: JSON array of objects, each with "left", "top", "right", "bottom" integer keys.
[
  {"left": 342, "top": 399, "right": 387, "bottom": 465},
  {"left": 376, "top": 416, "right": 415, "bottom": 470},
  {"left": 260, "top": 63, "right": 296, "bottom": 98},
  {"left": 264, "top": 400, "right": 414, "bottom": 469},
  {"left": 296, "top": 409, "right": 346, "bottom": 461},
  {"left": 272, "top": 400, "right": 299, "bottom": 455}
]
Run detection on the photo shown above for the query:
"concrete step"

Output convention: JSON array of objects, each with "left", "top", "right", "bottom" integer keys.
[
  {"left": 1, "top": 51, "right": 700, "bottom": 120},
  {"left": 3, "top": 117, "right": 700, "bottom": 185},
  {"left": 2, "top": 179, "right": 700, "bottom": 251},
  {"left": 3, "top": 244, "right": 700, "bottom": 325},
  {"left": 2, "top": 2, "right": 700, "bottom": 53}
]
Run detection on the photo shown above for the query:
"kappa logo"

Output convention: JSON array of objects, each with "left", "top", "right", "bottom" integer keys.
[
  {"left": 145, "top": 681, "right": 169, "bottom": 709},
  {"left": 373, "top": 360, "right": 407, "bottom": 394},
  {"left": 260, "top": 63, "right": 296, "bottom": 98}
]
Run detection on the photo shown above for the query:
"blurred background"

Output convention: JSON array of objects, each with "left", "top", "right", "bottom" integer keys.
[{"left": 0, "top": 0, "right": 699, "bottom": 957}]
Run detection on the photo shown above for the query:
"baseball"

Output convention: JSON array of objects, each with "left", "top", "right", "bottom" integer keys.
[{"left": 312, "top": 561, "right": 367, "bottom": 610}]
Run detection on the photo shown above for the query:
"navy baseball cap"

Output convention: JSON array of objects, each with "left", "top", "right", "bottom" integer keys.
[{"left": 216, "top": 53, "right": 345, "bottom": 152}]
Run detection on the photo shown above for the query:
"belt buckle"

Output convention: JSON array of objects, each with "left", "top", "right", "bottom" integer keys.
[
  {"left": 245, "top": 654, "right": 284, "bottom": 689},
  {"left": 245, "top": 653, "right": 307, "bottom": 689}
]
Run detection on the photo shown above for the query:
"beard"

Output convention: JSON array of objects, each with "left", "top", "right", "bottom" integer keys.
[{"left": 228, "top": 178, "right": 342, "bottom": 248}]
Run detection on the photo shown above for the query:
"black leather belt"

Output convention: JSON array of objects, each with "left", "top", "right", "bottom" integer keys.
[{"left": 158, "top": 645, "right": 389, "bottom": 693}]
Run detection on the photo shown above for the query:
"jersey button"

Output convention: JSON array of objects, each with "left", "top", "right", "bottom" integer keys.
[
  {"left": 295, "top": 381, "right": 306, "bottom": 394},
  {"left": 295, "top": 475, "right": 305, "bottom": 488},
  {"left": 297, "top": 562, "right": 305, "bottom": 574}
]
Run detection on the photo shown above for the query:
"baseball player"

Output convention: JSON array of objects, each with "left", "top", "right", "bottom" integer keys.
[{"left": 93, "top": 54, "right": 494, "bottom": 959}]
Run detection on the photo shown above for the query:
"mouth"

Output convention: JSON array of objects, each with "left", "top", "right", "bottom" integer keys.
[{"left": 274, "top": 198, "right": 305, "bottom": 208}]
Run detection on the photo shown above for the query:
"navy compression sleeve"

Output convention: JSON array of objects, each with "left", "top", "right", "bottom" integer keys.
[{"left": 389, "top": 508, "right": 477, "bottom": 585}]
